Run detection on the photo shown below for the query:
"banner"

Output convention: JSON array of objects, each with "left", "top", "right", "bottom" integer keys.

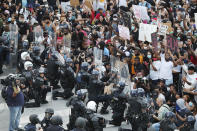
[
  {"left": 132, "top": 5, "right": 150, "bottom": 20},
  {"left": 167, "top": 35, "right": 178, "bottom": 52},
  {"left": 151, "top": 33, "right": 158, "bottom": 51},
  {"left": 118, "top": 25, "right": 130, "bottom": 40},
  {"left": 139, "top": 23, "right": 157, "bottom": 42},
  {"left": 70, "top": 0, "right": 80, "bottom": 7}
]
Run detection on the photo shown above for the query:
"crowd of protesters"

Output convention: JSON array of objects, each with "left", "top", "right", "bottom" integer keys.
[{"left": 0, "top": 0, "right": 197, "bottom": 131}]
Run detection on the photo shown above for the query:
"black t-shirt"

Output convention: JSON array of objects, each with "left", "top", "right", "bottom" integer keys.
[{"left": 17, "top": 22, "right": 29, "bottom": 35}]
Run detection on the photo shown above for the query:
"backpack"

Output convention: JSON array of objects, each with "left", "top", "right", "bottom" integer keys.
[{"left": 1, "top": 86, "right": 8, "bottom": 101}]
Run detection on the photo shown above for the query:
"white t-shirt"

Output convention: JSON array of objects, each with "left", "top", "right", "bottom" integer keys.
[
  {"left": 184, "top": 73, "right": 197, "bottom": 89},
  {"left": 159, "top": 54, "right": 174, "bottom": 80},
  {"left": 150, "top": 60, "right": 161, "bottom": 80},
  {"left": 173, "top": 65, "right": 181, "bottom": 73},
  {"left": 195, "top": 114, "right": 197, "bottom": 130}
]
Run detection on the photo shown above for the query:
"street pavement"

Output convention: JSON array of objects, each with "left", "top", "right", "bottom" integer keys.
[{"left": 0, "top": 67, "right": 131, "bottom": 131}]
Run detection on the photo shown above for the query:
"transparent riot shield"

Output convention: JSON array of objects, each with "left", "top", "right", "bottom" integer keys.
[
  {"left": 54, "top": 51, "right": 65, "bottom": 65},
  {"left": 34, "top": 25, "right": 43, "bottom": 45},
  {"left": 93, "top": 47, "right": 103, "bottom": 67},
  {"left": 9, "top": 24, "right": 18, "bottom": 53},
  {"left": 9, "top": 24, "right": 18, "bottom": 68}
]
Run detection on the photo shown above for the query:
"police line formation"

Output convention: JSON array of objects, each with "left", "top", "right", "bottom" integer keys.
[{"left": 0, "top": 0, "right": 197, "bottom": 131}]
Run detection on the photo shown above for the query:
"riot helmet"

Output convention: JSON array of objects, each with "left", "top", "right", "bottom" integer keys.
[
  {"left": 165, "top": 111, "right": 176, "bottom": 120},
  {"left": 137, "top": 88, "right": 145, "bottom": 97},
  {"left": 21, "top": 52, "right": 31, "bottom": 61},
  {"left": 76, "top": 89, "right": 87, "bottom": 100},
  {"left": 51, "top": 115, "right": 63, "bottom": 125},
  {"left": 81, "top": 62, "right": 89, "bottom": 71},
  {"left": 91, "top": 70, "right": 99, "bottom": 80},
  {"left": 130, "top": 89, "right": 138, "bottom": 97},
  {"left": 29, "top": 114, "right": 40, "bottom": 124},
  {"left": 75, "top": 117, "right": 87, "bottom": 129},
  {"left": 45, "top": 108, "right": 54, "bottom": 120},
  {"left": 33, "top": 46, "right": 40, "bottom": 56},
  {"left": 24, "top": 61, "right": 33, "bottom": 70},
  {"left": 87, "top": 101, "right": 97, "bottom": 112},
  {"left": 22, "top": 40, "right": 29, "bottom": 50}
]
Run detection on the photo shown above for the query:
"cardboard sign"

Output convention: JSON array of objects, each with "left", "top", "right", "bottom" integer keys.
[
  {"left": 151, "top": 33, "right": 158, "bottom": 51},
  {"left": 167, "top": 35, "right": 178, "bottom": 52},
  {"left": 70, "top": 0, "right": 79, "bottom": 7},
  {"left": 118, "top": 25, "right": 130, "bottom": 40},
  {"left": 133, "top": 5, "right": 150, "bottom": 20},
  {"left": 163, "top": 22, "right": 173, "bottom": 33},
  {"left": 139, "top": 23, "right": 157, "bottom": 42},
  {"left": 84, "top": 0, "right": 93, "bottom": 10},
  {"left": 158, "top": 24, "right": 168, "bottom": 35}
]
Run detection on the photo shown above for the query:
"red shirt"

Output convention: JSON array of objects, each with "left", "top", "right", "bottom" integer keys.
[{"left": 190, "top": 55, "right": 197, "bottom": 65}]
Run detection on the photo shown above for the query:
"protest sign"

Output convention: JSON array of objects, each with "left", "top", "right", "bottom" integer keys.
[
  {"left": 118, "top": 25, "right": 130, "bottom": 40},
  {"left": 167, "top": 35, "right": 178, "bottom": 52},
  {"left": 93, "top": 47, "right": 103, "bottom": 66},
  {"left": 84, "top": 0, "right": 93, "bottom": 10},
  {"left": 132, "top": 5, "right": 150, "bottom": 20},
  {"left": 115, "top": 60, "right": 130, "bottom": 80},
  {"left": 70, "top": 0, "right": 79, "bottom": 7},
  {"left": 158, "top": 24, "right": 168, "bottom": 35},
  {"left": 139, "top": 23, "right": 157, "bottom": 42},
  {"left": 163, "top": 22, "right": 173, "bottom": 33},
  {"left": 151, "top": 33, "right": 158, "bottom": 51},
  {"left": 34, "top": 25, "right": 43, "bottom": 44}
]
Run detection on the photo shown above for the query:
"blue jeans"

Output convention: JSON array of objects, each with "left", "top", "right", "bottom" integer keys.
[{"left": 8, "top": 106, "right": 22, "bottom": 131}]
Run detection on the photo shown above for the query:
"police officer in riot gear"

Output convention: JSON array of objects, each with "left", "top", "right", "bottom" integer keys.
[
  {"left": 25, "top": 67, "right": 49, "bottom": 108},
  {"left": 109, "top": 81, "right": 127, "bottom": 126},
  {"left": 46, "top": 115, "right": 66, "bottom": 131},
  {"left": 53, "top": 58, "right": 75, "bottom": 100},
  {"left": 41, "top": 108, "right": 54, "bottom": 131},
  {"left": 31, "top": 46, "right": 43, "bottom": 69},
  {"left": 125, "top": 88, "right": 150, "bottom": 131},
  {"left": 85, "top": 101, "right": 106, "bottom": 131},
  {"left": 19, "top": 51, "right": 32, "bottom": 72},
  {"left": 179, "top": 115, "right": 196, "bottom": 131},
  {"left": 46, "top": 51, "right": 61, "bottom": 90},
  {"left": 71, "top": 117, "right": 87, "bottom": 131},
  {"left": 76, "top": 62, "right": 90, "bottom": 91},
  {"left": 67, "top": 90, "right": 87, "bottom": 130},
  {"left": 24, "top": 114, "right": 41, "bottom": 131}
]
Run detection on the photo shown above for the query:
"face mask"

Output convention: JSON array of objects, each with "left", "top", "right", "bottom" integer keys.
[
  {"left": 147, "top": 54, "right": 151, "bottom": 59},
  {"left": 177, "top": 37, "right": 180, "bottom": 40},
  {"left": 144, "top": 46, "right": 148, "bottom": 50},
  {"left": 177, "top": 30, "right": 181, "bottom": 33},
  {"left": 131, "top": 26, "right": 135, "bottom": 30},
  {"left": 157, "top": 45, "right": 161, "bottom": 49},
  {"left": 170, "top": 31, "right": 173, "bottom": 34}
]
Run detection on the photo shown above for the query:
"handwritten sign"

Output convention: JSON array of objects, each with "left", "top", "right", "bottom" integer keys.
[
  {"left": 158, "top": 24, "right": 168, "bottom": 35},
  {"left": 133, "top": 5, "right": 150, "bottom": 20},
  {"left": 163, "top": 22, "right": 173, "bottom": 33},
  {"left": 167, "top": 35, "right": 178, "bottom": 52},
  {"left": 70, "top": 0, "right": 79, "bottom": 7},
  {"left": 118, "top": 25, "right": 130, "bottom": 40},
  {"left": 151, "top": 33, "right": 158, "bottom": 51}
]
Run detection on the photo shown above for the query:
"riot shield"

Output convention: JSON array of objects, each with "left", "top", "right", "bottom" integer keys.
[
  {"left": 54, "top": 51, "right": 65, "bottom": 65},
  {"left": 93, "top": 47, "right": 103, "bottom": 67},
  {"left": 9, "top": 24, "right": 18, "bottom": 53},
  {"left": 33, "top": 25, "right": 43, "bottom": 44}
]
